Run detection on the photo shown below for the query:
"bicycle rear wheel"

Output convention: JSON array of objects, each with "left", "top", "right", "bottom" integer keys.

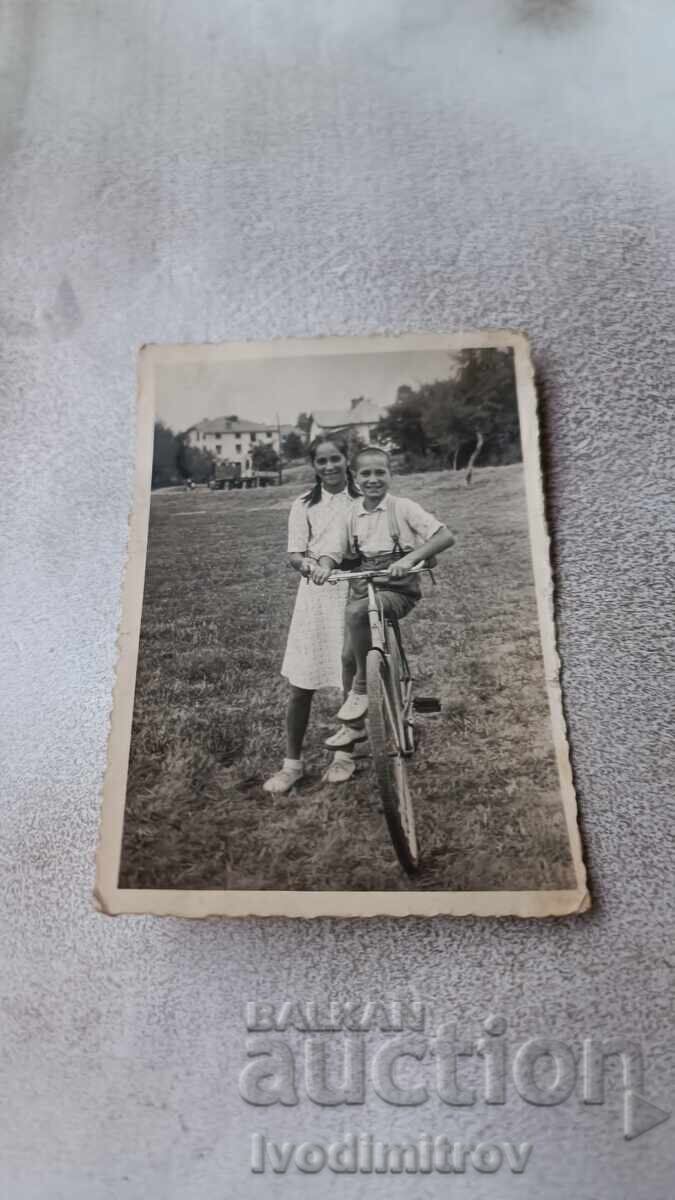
[{"left": 366, "top": 648, "right": 419, "bottom": 874}]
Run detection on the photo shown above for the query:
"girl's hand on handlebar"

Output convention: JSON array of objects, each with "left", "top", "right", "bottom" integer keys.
[
  {"left": 311, "top": 563, "right": 333, "bottom": 586},
  {"left": 288, "top": 555, "right": 313, "bottom": 577},
  {"left": 388, "top": 553, "right": 419, "bottom": 578}
]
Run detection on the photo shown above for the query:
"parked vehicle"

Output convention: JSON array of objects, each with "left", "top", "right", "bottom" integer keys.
[
  {"left": 209, "top": 461, "right": 277, "bottom": 490},
  {"left": 210, "top": 461, "right": 242, "bottom": 490},
  {"left": 249, "top": 470, "right": 278, "bottom": 488}
]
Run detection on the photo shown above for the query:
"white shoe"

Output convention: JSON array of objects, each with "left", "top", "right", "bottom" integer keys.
[
  {"left": 322, "top": 753, "right": 356, "bottom": 784},
  {"left": 324, "top": 723, "right": 367, "bottom": 749},
  {"left": 336, "top": 692, "right": 369, "bottom": 722},
  {"left": 263, "top": 765, "right": 303, "bottom": 794}
]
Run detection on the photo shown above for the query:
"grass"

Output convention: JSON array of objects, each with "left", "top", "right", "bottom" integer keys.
[{"left": 118, "top": 465, "right": 576, "bottom": 892}]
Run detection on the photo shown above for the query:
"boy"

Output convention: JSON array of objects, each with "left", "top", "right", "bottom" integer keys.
[{"left": 312, "top": 446, "right": 455, "bottom": 732}]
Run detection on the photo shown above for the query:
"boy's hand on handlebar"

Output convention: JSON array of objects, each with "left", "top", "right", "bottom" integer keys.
[
  {"left": 311, "top": 563, "right": 333, "bottom": 586},
  {"left": 388, "top": 553, "right": 419, "bottom": 578}
]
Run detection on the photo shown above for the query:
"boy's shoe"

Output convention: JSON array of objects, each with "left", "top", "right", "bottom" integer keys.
[
  {"left": 322, "top": 752, "right": 356, "bottom": 784},
  {"left": 263, "top": 764, "right": 304, "bottom": 794},
  {"left": 324, "top": 723, "right": 367, "bottom": 750},
  {"left": 337, "top": 691, "right": 369, "bottom": 722}
]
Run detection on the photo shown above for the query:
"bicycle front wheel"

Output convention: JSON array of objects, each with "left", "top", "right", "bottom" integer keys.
[{"left": 366, "top": 648, "right": 419, "bottom": 874}]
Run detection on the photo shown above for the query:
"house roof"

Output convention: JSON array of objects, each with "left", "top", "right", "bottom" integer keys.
[
  {"left": 311, "top": 399, "right": 382, "bottom": 429},
  {"left": 188, "top": 416, "right": 277, "bottom": 435}
]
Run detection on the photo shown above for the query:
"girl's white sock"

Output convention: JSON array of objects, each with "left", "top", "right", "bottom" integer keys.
[
  {"left": 333, "top": 750, "right": 353, "bottom": 764},
  {"left": 283, "top": 758, "right": 303, "bottom": 771}
]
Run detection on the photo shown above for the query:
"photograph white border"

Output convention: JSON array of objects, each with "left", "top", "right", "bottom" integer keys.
[{"left": 95, "top": 331, "right": 589, "bottom": 918}]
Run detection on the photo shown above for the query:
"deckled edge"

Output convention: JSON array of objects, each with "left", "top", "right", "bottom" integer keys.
[{"left": 511, "top": 332, "right": 590, "bottom": 915}]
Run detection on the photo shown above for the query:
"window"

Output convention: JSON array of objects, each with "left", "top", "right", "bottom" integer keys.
[
  {"left": 215, "top": 443, "right": 222, "bottom": 454},
  {"left": 236, "top": 443, "right": 242, "bottom": 454},
  {"left": 250, "top": 432, "right": 257, "bottom": 443},
  {"left": 266, "top": 431, "right": 273, "bottom": 439}
]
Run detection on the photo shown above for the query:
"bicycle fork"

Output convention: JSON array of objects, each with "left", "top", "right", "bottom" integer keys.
[
  {"left": 367, "top": 584, "right": 411, "bottom": 756},
  {"left": 367, "top": 582, "right": 385, "bottom": 652}
]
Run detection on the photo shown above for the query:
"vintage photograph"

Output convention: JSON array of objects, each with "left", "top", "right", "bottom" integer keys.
[{"left": 96, "top": 333, "right": 588, "bottom": 917}]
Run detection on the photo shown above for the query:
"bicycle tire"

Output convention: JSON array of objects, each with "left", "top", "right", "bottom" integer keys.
[
  {"left": 366, "top": 648, "right": 419, "bottom": 874},
  {"left": 385, "top": 621, "right": 414, "bottom": 753}
]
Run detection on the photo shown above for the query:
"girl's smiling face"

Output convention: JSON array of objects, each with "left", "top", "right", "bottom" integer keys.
[
  {"left": 312, "top": 441, "right": 348, "bottom": 490},
  {"left": 356, "top": 451, "right": 392, "bottom": 504}
]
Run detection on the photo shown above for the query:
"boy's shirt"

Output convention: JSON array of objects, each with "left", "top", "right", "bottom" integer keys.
[{"left": 326, "top": 493, "right": 444, "bottom": 563}]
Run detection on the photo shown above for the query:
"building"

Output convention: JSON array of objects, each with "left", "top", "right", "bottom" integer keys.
[
  {"left": 308, "top": 397, "right": 383, "bottom": 445},
  {"left": 185, "top": 416, "right": 282, "bottom": 467}
]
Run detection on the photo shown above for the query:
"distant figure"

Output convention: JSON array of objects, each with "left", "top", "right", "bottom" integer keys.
[{"left": 183, "top": 477, "right": 195, "bottom": 492}]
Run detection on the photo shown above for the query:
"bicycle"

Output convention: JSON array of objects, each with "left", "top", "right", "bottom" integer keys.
[{"left": 329, "top": 562, "right": 432, "bottom": 874}]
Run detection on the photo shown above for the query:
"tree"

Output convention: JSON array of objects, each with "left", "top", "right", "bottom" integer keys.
[
  {"left": 424, "top": 348, "right": 520, "bottom": 478},
  {"left": 372, "top": 349, "right": 520, "bottom": 475},
  {"left": 416, "top": 379, "right": 466, "bottom": 467},
  {"left": 465, "top": 430, "right": 484, "bottom": 486},
  {"left": 296, "top": 412, "right": 313, "bottom": 443},
  {"left": 176, "top": 435, "right": 216, "bottom": 483},
  {"left": 251, "top": 444, "right": 280, "bottom": 471},
  {"left": 152, "top": 420, "right": 179, "bottom": 488},
  {"left": 374, "top": 385, "right": 431, "bottom": 458},
  {"left": 325, "top": 426, "right": 368, "bottom": 460},
  {"left": 282, "top": 430, "right": 305, "bottom": 460}
]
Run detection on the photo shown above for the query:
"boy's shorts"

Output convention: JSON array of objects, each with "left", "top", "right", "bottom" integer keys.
[{"left": 346, "top": 589, "right": 418, "bottom": 624}]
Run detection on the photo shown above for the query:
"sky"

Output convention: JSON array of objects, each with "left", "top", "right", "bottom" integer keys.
[{"left": 155, "top": 350, "right": 457, "bottom": 431}]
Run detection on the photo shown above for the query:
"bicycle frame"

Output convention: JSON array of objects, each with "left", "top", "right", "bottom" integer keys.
[
  {"left": 389, "top": 617, "right": 415, "bottom": 754},
  {"left": 328, "top": 562, "right": 425, "bottom": 754},
  {"left": 365, "top": 578, "right": 415, "bottom": 756},
  {"left": 328, "top": 564, "right": 423, "bottom": 873},
  {"left": 366, "top": 577, "right": 386, "bottom": 651}
]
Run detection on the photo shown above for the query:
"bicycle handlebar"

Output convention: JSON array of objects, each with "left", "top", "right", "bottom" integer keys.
[{"left": 328, "top": 562, "right": 428, "bottom": 584}]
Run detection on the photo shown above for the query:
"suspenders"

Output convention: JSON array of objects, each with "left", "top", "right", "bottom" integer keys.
[
  {"left": 349, "top": 497, "right": 437, "bottom": 584},
  {"left": 350, "top": 496, "right": 406, "bottom": 562}
]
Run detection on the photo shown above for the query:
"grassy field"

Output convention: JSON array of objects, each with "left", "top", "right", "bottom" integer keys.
[{"left": 118, "top": 465, "right": 576, "bottom": 892}]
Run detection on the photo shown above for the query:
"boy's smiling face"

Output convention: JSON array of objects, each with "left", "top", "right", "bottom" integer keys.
[{"left": 356, "top": 451, "right": 392, "bottom": 505}]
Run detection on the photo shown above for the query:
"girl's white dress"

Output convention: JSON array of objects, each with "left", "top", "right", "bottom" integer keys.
[{"left": 281, "top": 487, "right": 353, "bottom": 690}]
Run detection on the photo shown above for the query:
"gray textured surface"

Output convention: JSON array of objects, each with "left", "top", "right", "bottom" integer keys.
[{"left": 1, "top": 1, "right": 674, "bottom": 1196}]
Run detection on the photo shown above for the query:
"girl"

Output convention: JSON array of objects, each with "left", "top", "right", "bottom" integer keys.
[
  {"left": 313, "top": 445, "right": 455, "bottom": 724},
  {"left": 263, "top": 435, "right": 362, "bottom": 794}
]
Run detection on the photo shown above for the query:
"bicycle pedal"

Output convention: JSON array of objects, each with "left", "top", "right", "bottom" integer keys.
[{"left": 413, "top": 696, "right": 442, "bottom": 714}]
